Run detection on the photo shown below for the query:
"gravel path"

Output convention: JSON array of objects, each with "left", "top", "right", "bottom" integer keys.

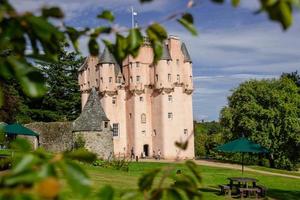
[{"left": 144, "top": 159, "right": 300, "bottom": 179}]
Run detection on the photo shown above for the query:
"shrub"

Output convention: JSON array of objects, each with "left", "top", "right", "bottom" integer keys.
[{"left": 0, "top": 157, "right": 12, "bottom": 170}]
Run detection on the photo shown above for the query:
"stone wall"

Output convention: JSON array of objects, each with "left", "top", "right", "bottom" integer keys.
[
  {"left": 74, "top": 131, "right": 113, "bottom": 159},
  {"left": 25, "top": 122, "right": 73, "bottom": 152}
]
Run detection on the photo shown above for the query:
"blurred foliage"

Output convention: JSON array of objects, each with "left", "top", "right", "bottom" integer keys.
[
  {"left": 220, "top": 76, "right": 300, "bottom": 170},
  {"left": 74, "top": 135, "right": 86, "bottom": 150},
  {"left": 93, "top": 156, "right": 130, "bottom": 172}
]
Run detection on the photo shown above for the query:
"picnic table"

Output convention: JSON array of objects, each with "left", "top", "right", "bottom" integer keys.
[{"left": 228, "top": 177, "right": 258, "bottom": 189}]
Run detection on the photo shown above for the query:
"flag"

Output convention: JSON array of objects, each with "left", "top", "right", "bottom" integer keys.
[{"left": 133, "top": 11, "right": 137, "bottom": 16}]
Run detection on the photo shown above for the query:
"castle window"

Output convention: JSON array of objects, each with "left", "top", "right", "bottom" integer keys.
[
  {"left": 129, "top": 113, "right": 132, "bottom": 118},
  {"left": 100, "top": 77, "right": 103, "bottom": 83},
  {"left": 176, "top": 59, "right": 179, "bottom": 66},
  {"left": 130, "top": 76, "right": 133, "bottom": 83},
  {"left": 139, "top": 96, "right": 143, "bottom": 102},
  {"left": 113, "top": 123, "right": 119, "bottom": 137},
  {"left": 190, "top": 75, "right": 192, "bottom": 82},
  {"left": 168, "top": 95, "right": 173, "bottom": 102},
  {"left": 155, "top": 74, "right": 158, "bottom": 82},
  {"left": 168, "top": 74, "right": 172, "bottom": 82},
  {"left": 136, "top": 76, "right": 140, "bottom": 82},
  {"left": 109, "top": 77, "right": 112, "bottom": 83},
  {"left": 96, "top": 79, "right": 99, "bottom": 85},
  {"left": 153, "top": 129, "right": 157, "bottom": 136},
  {"left": 136, "top": 62, "right": 140, "bottom": 67},
  {"left": 118, "top": 76, "right": 122, "bottom": 83},
  {"left": 167, "top": 60, "right": 171, "bottom": 65},
  {"left": 177, "top": 74, "right": 180, "bottom": 82},
  {"left": 168, "top": 112, "right": 173, "bottom": 119},
  {"left": 112, "top": 96, "right": 116, "bottom": 104},
  {"left": 141, "top": 113, "right": 146, "bottom": 123},
  {"left": 88, "top": 81, "right": 90, "bottom": 87},
  {"left": 142, "top": 130, "right": 146, "bottom": 135},
  {"left": 184, "top": 129, "right": 188, "bottom": 135},
  {"left": 104, "top": 121, "right": 109, "bottom": 128}
]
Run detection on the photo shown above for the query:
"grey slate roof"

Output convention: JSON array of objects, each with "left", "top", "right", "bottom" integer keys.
[
  {"left": 181, "top": 42, "right": 192, "bottom": 63},
  {"left": 78, "top": 57, "right": 88, "bottom": 72},
  {"left": 160, "top": 43, "right": 172, "bottom": 60},
  {"left": 99, "top": 48, "right": 122, "bottom": 79},
  {"left": 73, "top": 88, "right": 109, "bottom": 132}
]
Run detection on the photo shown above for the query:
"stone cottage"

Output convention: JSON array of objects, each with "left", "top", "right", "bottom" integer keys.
[{"left": 73, "top": 87, "right": 113, "bottom": 159}]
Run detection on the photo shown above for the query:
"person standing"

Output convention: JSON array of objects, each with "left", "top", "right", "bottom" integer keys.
[
  {"left": 130, "top": 147, "right": 135, "bottom": 160},
  {"left": 157, "top": 149, "right": 161, "bottom": 160}
]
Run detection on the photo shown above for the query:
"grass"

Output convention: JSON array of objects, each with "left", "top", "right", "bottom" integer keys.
[
  {"left": 248, "top": 165, "right": 300, "bottom": 177},
  {"left": 0, "top": 149, "right": 12, "bottom": 156},
  {"left": 62, "top": 162, "right": 300, "bottom": 200}
]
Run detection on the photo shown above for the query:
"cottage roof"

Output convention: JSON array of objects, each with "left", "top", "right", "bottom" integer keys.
[
  {"left": 73, "top": 88, "right": 109, "bottom": 132},
  {"left": 181, "top": 42, "right": 192, "bottom": 62},
  {"left": 160, "top": 43, "right": 172, "bottom": 60}
]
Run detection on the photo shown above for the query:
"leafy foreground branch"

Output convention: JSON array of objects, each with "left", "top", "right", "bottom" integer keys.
[{"left": 0, "top": 139, "right": 201, "bottom": 200}]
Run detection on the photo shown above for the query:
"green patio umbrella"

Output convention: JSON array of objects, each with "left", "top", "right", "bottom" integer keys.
[
  {"left": 4, "top": 123, "right": 39, "bottom": 137},
  {"left": 215, "top": 137, "right": 268, "bottom": 174}
]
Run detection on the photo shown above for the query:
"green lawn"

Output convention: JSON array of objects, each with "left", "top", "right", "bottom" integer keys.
[
  {"left": 0, "top": 149, "right": 12, "bottom": 156},
  {"left": 62, "top": 162, "right": 300, "bottom": 200}
]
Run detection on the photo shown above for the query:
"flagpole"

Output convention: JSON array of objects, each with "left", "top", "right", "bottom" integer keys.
[{"left": 131, "top": 6, "right": 134, "bottom": 29}]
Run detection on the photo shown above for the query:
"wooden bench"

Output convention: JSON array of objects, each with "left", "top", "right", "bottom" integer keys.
[
  {"left": 257, "top": 185, "right": 267, "bottom": 197},
  {"left": 219, "top": 184, "right": 231, "bottom": 196},
  {"left": 239, "top": 188, "right": 259, "bottom": 199}
]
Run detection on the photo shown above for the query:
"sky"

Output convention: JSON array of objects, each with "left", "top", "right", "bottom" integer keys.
[{"left": 11, "top": 0, "right": 300, "bottom": 121}]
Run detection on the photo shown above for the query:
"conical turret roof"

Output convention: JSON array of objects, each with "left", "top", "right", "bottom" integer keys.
[
  {"left": 73, "top": 88, "right": 109, "bottom": 132},
  {"left": 160, "top": 43, "right": 172, "bottom": 60},
  {"left": 181, "top": 42, "right": 192, "bottom": 62},
  {"left": 99, "top": 48, "right": 122, "bottom": 79}
]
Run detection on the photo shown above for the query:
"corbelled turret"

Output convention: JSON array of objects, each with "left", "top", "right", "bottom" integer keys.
[{"left": 160, "top": 43, "right": 172, "bottom": 61}]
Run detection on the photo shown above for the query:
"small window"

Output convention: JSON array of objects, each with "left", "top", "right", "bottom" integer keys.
[
  {"left": 129, "top": 113, "right": 132, "bottom": 118},
  {"left": 118, "top": 76, "right": 122, "bottom": 83},
  {"left": 142, "top": 130, "right": 146, "bottom": 135},
  {"left": 168, "top": 112, "right": 173, "bottom": 119},
  {"left": 177, "top": 74, "right": 180, "bottom": 82},
  {"left": 168, "top": 74, "right": 172, "bottom": 82},
  {"left": 167, "top": 60, "right": 171, "bottom": 65},
  {"left": 136, "top": 62, "right": 140, "bottom": 67},
  {"left": 153, "top": 129, "right": 157, "bottom": 136},
  {"left": 130, "top": 76, "right": 133, "bottom": 83},
  {"left": 96, "top": 79, "right": 99, "bottom": 85},
  {"left": 109, "top": 77, "right": 112, "bottom": 83},
  {"left": 136, "top": 76, "right": 140, "bottom": 82},
  {"left": 141, "top": 113, "right": 146, "bottom": 123},
  {"left": 100, "top": 77, "right": 103, "bottom": 83},
  {"left": 112, "top": 96, "right": 116, "bottom": 104},
  {"left": 113, "top": 123, "right": 119, "bottom": 137},
  {"left": 176, "top": 59, "right": 179, "bottom": 66},
  {"left": 139, "top": 96, "right": 143, "bottom": 102},
  {"left": 155, "top": 74, "right": 158, "bottom": 82},
  {"left": 190, "top": 75, "right": 192, "bottom": 82},
  {"left": 104, "top": 121, "right": 109, "bottom": 128},
  {"left": 88, "top": 81, "right": 90, "bottom": 87},
  {"left": 184, "top": 129, "right": 188, "bottom": 135},
  {"left": 168, "top": 95, "right": 172, "bottom": 102}
]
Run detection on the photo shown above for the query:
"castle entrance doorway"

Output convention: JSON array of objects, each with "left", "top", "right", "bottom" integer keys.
[{"left": 143, "top": 144, "right": 149, "bottom": 157}]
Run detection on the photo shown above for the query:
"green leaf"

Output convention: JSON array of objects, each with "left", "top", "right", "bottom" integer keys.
[
  {"left": 97, "top": 10, "right": 115, "bottom": 22},
  {"left": 13, "top": 154, "right": 36, "bottom": 174},
  {"left": 88, "top": 37, "right": 100, "bottom": 56},
  {"left": 146, "top": 23, "right": 168, "bottom": 41},
  {"left": 152, "top": 40, "right": 163, "bottom": 63},
  {"left": 5, "top": 171, "right": 39, "bottom": 186},
  {"left": 140, "top": 0, "right": 153, "bottom": 3},
  {"left": 138, "top": 168, "right": 160, "bottom": 191},
  {"left": 231, "top": 0, "right": 240, "bottom": 7},
  {"left": 91, "top": 26, "right": 112, "bottom": 37},
  {"left": 42, "top": 7, "right": 64, "bottom": 18},
  {"left": 38, "top": 163, "right": 57, "bottom": 178},
  {"left": 98, "top": 185, "right": 114, "bottom": 200},
  {"left": 175, "top": 140, "right": 188, "bottom": 150},
  {"left": 185, "top": 161, "right": 202, "bottom": 182},
  {"left": 120, "top": 191, "right": 139, "bottom": 200},
  {"left": 127, "top": 28, "right": 143, "bottom": 57},
  {"left": 211, "top": 0, "right": 224, "bottom": 3},
  {"left": 177, "top": 17, "right": 198, "bottom": 36},
  {"left": 278, "top": 1, "right": 293, "bottom": 30},
  {"left": 63, "top": 160, "right": 91, "bottom": 196},
  {"left": 166, "top": 188, "right": 183, "bottom": 200},
  {"left": 182, "top": 13, "right": 194, "bottom": 24},
  {"left": 64, "top": 148, "right": 97, "bottom": 163}
]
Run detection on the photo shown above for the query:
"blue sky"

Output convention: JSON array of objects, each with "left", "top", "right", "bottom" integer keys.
[{"left": 12, "top": 0, "right": 300, "bottom": 121}]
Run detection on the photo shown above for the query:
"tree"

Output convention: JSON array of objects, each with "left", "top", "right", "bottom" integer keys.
[{"left": 220, "top": 77, "right": 300, "bottom": 170}]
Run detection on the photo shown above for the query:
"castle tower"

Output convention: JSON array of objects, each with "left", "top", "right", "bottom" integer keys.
[{"left": 78, "top": 36, "right": 194, "bottom": 159}]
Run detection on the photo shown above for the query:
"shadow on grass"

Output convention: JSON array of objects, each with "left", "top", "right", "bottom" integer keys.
[{"left": 268, "top": 189, "right": 300, "bottom": 200}]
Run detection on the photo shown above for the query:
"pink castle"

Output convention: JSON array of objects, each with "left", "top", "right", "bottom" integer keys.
[{"left": 78, "top": 36, "right": 194, "bottom": 159}]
